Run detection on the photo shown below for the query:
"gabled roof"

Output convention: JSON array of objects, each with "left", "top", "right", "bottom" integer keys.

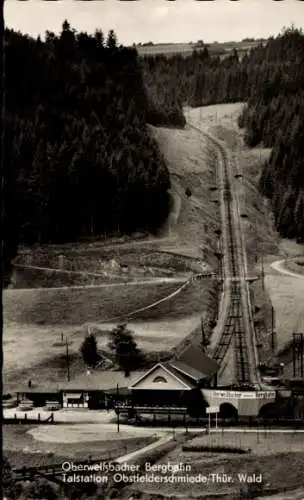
[
  {"left": 162, "top": 362, "right": 197, "bottom": 388},
  {"left": 169, "top": 360, "right": 208, "bottom": 381},
  {"left": 129, "top": 362, "right": 196, "bottom": 390},
  {"left": 128, "top": 344, "right": 219, "bottom": 390},
  {"left": 176, "top": 344, "right": 219, "bottom": 378}
]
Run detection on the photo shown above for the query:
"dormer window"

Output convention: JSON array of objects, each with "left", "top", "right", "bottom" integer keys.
[{"left": 152, "top": 376, "right": 167, "bottom": 383}]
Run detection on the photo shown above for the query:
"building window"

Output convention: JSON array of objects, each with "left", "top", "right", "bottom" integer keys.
[
  {"left": 67, "top": 398, "right": 83, "bottom": 405},
  {"left": 152, "top": 376, "right": 167, "bottom": 383}
]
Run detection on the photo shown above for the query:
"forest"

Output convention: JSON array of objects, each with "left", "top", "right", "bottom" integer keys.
[
  {"left": 141, "top": 27, "right": 304, "bottom": 239},
  {"left": 3, "top": 26, "right": 304, "bottom": 285},
  {"left": 2, "top": 22, "right": 171, "bottom": 285}
]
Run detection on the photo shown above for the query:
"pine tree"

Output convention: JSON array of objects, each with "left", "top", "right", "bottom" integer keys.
[
  {"left": 80, "top": 334, "right": 99, "bottom": 367},
  {"left": 108, "top": 324, "right": 142, "bottom": 375},
  {"left": 106, "top": 29, "right": 117, "bottom": 50}
]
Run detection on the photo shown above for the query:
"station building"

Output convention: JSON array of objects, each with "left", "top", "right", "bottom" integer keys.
[
  {"left": 128, "top": 344, "right": 219, "bottom": 409},
  {"left": 8, "top": 343, "right": 283, "bottom": 420}
]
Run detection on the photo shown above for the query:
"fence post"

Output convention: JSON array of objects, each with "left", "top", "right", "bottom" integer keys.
[{"left": 38, "top": 413, "right": 40, "bottom": 422}]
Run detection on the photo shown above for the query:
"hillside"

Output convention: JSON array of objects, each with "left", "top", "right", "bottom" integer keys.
[
  {"left": 184, "top": 103, "right": 304, "bottom": 355},
  {"left": 3, "top": 113, "right": 220, "bottom": 389},
  {"left": 3, "top": 23, "right": 171, "bottom": 285},
  {"left": 142, "top": 28, "right": 304, "bottom": 240}
]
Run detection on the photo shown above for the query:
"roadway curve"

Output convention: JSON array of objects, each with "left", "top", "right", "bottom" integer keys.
[
  {"left": 188, "top": 122, "right": 261, "bottom": 388},
  {"left": 270, "top": 259, "right": 304, "bottom": 280}
]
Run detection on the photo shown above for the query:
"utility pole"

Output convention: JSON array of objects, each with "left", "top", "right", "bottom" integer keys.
[
  {"left": 116, "top": 383, "right": 120, "bottom": 433},
  {"left": 293, "top": 333, "right": 304, "bottom": 378},
  {"left": 65, "top": 336, "right": 70, "bottom": 382},
  {"left": 271, "top": 306, "right": 275, "bottom": 352},
  {"left": 261, "top": 252, "right": 265, "bottom": 291},
  {"left": 201, "top": 317, "right": 206, "bottom": 347},
  {"left": 301, "top": 333, "right": 304, "bottom": 379},
  {"left": 293, "top": 333, "right": 296, "bottom": 378}
]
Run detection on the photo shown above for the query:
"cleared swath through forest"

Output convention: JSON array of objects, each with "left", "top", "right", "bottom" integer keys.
[{"left": 189, "top": 123, "right": 260, "bottom": 388}]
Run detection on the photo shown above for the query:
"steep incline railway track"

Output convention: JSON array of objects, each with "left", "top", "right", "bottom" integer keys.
[{"left": 187, "top": 121, "right": 261, "bottom": 388}]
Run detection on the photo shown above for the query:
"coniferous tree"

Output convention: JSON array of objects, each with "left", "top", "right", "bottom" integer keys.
[
  {"left": 106, "top": 29, "right": 117, "bottom": 50},
  {"left": 108, "top": 324, "right": 142, "bottom": 375},
  {"left": 3, "top": 24, "right": 171, "bottom": 286},
  {"left": 81, "top": 333, "right": 100, "bottom": 367}
]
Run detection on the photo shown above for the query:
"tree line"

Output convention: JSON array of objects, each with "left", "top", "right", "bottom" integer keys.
[
  {"left": 3, "top": 26, "right": 304, "bottom": 285},
  {"left": 141, "top": 28, "right": 304, "bottom": 240},
  {"left": 3, "top": 22, "right": 171, "bottom": 285}
]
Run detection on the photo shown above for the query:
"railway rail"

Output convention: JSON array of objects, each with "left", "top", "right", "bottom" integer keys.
[{"left": 188, "top": 123, "right": 261, "bottom": 389}]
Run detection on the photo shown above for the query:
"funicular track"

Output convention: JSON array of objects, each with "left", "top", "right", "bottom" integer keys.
[
  {"left": 187, "top": 122, "right": 261, "bottom": 388},
  {"left": 208, "top": 130, "right": 260, "bottom": 387},
  {"left": 213, "top": 282, "right": 250, "bottom": 384}
]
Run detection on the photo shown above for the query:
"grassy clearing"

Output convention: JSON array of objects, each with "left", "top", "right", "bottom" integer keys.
[
  {"left": 3, "top": 281, "right": 181, "bottom": 325},
  {"left": 3, "top": 425, "right": 155, "bottom": 468},
  {"left": 3, "top": 348, "right": 86, "bottom": 389},
  {"left": 183, "top": 431, "right": 304, "bottom": 456},
  {"left": 126, "top": 279, "right": 217, "bottom": 321},
  {"left": 137, "top": 40, "right": 261, "bottom": 58},
  {"left": 4, "top": 279, "right": 214, "bottom": 389},
  {"left": 3, "top": 323, "right": 85, "bottom": 378},
  {"left": 3, "top": 314, "right": 204, "bottom": 390},
  {"left": 92, "top": 314, "right": 203, "bottom": 353}
]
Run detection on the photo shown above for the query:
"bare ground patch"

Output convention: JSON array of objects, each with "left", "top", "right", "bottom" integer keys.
[{"left": 149, "top": 124, "right": 219, "bottom": 263}]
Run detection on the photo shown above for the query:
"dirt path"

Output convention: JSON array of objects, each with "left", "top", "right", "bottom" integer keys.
[{"left": 115, "top": 434, "right": 173, "bottom": 464}]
